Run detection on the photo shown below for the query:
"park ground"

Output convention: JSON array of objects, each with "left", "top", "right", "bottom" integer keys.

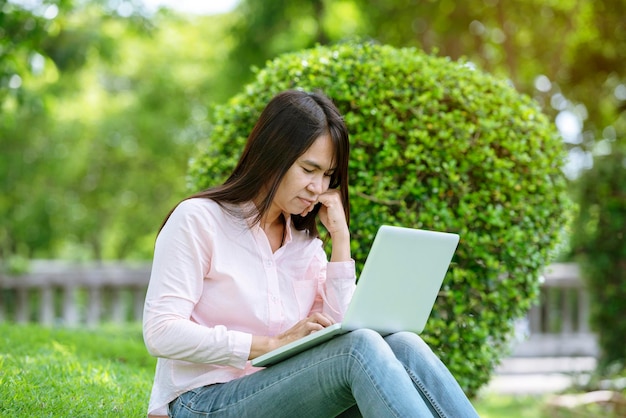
[{"left": 0, "top": 323, "right": 617, "bottom": 417}]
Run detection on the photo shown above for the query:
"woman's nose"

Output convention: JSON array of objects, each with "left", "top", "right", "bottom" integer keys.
[{"left": 307, "top": 175, "right": 325, "bottom": 194}]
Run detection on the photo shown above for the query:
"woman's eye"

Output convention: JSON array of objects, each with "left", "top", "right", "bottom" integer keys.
[{"left": 303, "top": 167, "right": 314, "bottom": 174}]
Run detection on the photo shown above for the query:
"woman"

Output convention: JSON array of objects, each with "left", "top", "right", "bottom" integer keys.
[{"left": 143, "top": 90, "right": 479, "bottom": 417}]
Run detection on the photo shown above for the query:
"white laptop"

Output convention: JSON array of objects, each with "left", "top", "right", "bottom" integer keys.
[{"left": 251, "top": 225, "right": 460, "bottom": 367}]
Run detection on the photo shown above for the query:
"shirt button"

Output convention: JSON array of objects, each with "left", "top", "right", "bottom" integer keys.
[{"left": 265, "top": 259, "right": 273, "bottom": 267}]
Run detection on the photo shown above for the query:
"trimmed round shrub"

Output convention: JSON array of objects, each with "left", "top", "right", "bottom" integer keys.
[{"left": 188, "top": 42, "right": 573, "bottom": 395}]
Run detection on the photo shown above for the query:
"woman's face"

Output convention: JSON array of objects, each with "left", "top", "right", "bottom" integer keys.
[{"left": 270, "top": 134, "right": 336, "bottom": 218}]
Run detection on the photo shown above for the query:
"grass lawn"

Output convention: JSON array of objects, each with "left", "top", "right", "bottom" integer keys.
[
  {"left": 0, "top": 323, "right": 564, "bottom": 417},
  {"left": 474, "top": 393, "right": 548, "bottom": 417},
  {"left": 0, "top": 323, "right": 155, "bottom": 417}
]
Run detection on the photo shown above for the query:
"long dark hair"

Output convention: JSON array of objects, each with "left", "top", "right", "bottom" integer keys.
[{"left": 162, "top": 90, "right": 350, "bottom": 238}]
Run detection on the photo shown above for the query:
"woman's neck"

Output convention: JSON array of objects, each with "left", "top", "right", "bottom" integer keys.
[{"left": 261, "top": 213, "right": 286, "bottom": 253}]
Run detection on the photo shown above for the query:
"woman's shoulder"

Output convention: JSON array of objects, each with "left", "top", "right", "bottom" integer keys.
[
  {"left": 176, "top": 197, "right": 220, "bottom": 211},
  {"left": 167, "top": 198, "right": 230, "bottom": 227},
  {"left": 171, "top": 197, "right": 220, "bottom": 217}
]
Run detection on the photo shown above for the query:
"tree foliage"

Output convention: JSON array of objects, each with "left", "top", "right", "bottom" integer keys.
[
  {"left": 188, "top": 42, "right": 573, "bottom": 395},
  {"left": 224, "top": 0, "right": 364, "bottom": 94},
  {"left": 571, "top": 147, "right": 626, "bottom": 369},
  {"left": 0, "top": 0, "right": 132, "bottom": 259},
  {"left": 0, "top": 2, "right": 233, "bottom": 260}
]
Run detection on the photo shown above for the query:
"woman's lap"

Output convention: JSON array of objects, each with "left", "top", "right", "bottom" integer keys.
[{"left": 169, "top": 330, "right": 477, "bottom": 418}]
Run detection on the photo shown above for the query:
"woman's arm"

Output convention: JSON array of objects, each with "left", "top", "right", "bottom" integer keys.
[{"left": 143, "top": 200, "right": 251, "bottom": 368}]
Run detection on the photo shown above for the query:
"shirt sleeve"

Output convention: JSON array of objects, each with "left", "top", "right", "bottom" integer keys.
[
  {"left": 142, "top": 199, "right": 251, "bottom": 369},
  {"left": 311, "top": 247, "right": 357, "bottom": 322}
]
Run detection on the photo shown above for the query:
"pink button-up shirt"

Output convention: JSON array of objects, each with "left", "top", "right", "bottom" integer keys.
[{"left": 143, "top": 198, "right": 356, "bottom": 416}]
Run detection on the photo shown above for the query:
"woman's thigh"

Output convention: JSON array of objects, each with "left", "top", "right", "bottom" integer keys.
[{"left": 169, "top": 331, "right": 369, "bottom": 418}]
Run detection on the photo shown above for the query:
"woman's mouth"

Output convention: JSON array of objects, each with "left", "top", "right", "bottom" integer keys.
[{"left": 299, "top": 197, "right": 315, "bottom": 207}]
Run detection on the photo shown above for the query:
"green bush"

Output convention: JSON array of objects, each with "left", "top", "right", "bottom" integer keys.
[
  {"left": 571, "top": 148, "right": 626, "bottom": 370},
  {"left": 187, "top": 42, "right": 573, "bottom": 396}
]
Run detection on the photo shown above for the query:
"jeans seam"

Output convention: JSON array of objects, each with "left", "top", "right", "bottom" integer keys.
[
  {"left": 392, "top": 337, "right": 446, "bottom": 418},
  {"left": 404, "top": 366, "right": 446, "bottom": 418},
  {"left": 349, "top": 350, "right": 403, "bottom": 418},
  {"left": 176, "top": 394, "right": 210, "bottom": 417}
]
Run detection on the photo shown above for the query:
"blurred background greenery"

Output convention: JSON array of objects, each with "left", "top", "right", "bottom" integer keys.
[{"left": 1, "top": 0, "right": 624, "bottom": 263}]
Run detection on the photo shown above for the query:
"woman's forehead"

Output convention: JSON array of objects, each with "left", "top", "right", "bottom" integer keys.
[{"left": 298, "top": 134, "right": 336, "bottom": 170}]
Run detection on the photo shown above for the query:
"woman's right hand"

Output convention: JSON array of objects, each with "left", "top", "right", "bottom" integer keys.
[
  {"left": 276, "top": 312, "right": 335, "bottom": 345},
  {"left": 249, "top": 312, "right": 335, "bottom": 360}
]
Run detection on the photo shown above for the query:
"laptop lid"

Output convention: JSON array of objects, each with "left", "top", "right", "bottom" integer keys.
[{"left": 341, "top": 225, "right": 459, "bottom": 334}]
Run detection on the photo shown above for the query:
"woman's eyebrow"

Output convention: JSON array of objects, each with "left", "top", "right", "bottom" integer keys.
[
  {"left": 301, "top": 160, "right": 328, "bottom": 171},
  {"left": 302, "top": 160, "right": 337, "bottom": 173}
]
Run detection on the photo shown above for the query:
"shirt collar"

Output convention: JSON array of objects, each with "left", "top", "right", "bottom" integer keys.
[
  {"left": 239, "top": 201, "right": 294, "bottom": 245},
  {"left": 283, "top": 215, "right": 293, "bottom": 245}
]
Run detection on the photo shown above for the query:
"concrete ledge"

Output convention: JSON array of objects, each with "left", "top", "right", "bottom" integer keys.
[
  {"left": 511, "top": 334, "right": 599, "bottom": 358},
  {"left": 484, "top": 356, "right": 597, "bottom": 395},
  {"left": 496, "top": 356, "right": 597, "bottom": 374},
  {"left": 484, "top": 373, "right": 577, "bottom": 395}
]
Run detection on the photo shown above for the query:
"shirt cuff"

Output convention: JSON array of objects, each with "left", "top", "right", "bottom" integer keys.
[
  {"left": 228, "top": 330, "right": 253, "bottom": 369},
  {"left": 326, "top": 259, "right": 356, "bottom": 281}
]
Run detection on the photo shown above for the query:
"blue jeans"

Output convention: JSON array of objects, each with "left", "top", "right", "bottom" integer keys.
[{"left": 169, "top": 329, "right": 479, "bottom": 417}]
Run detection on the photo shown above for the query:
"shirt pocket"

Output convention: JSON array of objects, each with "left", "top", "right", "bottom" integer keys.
[{"left": 292, "top": 277, "right": 319, "bottom": 318}]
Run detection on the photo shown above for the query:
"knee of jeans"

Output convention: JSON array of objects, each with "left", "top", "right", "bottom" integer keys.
[
  {"left": 345, "top": 329, "right": 391, "bottom": 357},
  {"left": 393, "top": 331, "right": 432, "bottom": 348},
  {"left": 385, "top": 332, "right": 439, "bottom": 363},
  {"left": 343, "top": 329, "right": 410, "bottom": 376},
  {"left": 386, "top": 331, "right": 427, "bottom": 349}
]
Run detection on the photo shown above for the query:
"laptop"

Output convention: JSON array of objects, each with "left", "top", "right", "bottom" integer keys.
[{"left": 251, "top": 225, "right": 460, "bottom": 367}]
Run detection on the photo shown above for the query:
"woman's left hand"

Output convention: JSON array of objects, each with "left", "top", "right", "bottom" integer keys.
[
  {"left": 304, "top": 189, "right": 350, "bottom": 262},
  {"left": 313, "top": 189, "right": 349, "bottom": 239}
]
